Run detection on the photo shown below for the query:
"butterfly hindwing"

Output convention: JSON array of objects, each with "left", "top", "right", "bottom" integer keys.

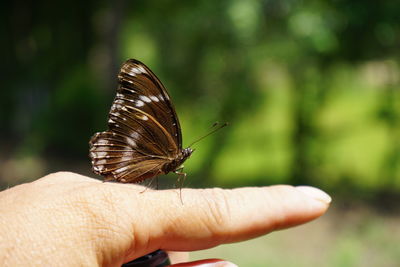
[{"left": 89, "top": 131, "right": 166, "bottom": 182}]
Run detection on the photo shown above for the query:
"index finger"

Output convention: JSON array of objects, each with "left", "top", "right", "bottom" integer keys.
[{"left": 117, "top": 185, "right": 331, "bottom": 258}]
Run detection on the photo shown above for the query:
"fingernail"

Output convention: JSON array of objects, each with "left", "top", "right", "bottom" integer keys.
[
  {"left": 295, "top": 186, "right": 332, "bottom": 204},
  {"left": 195, "top": 261, "right": 237, "bottom": 267},
  {"left": 172, "top": 259, "right": 238, "bottom": 267}
]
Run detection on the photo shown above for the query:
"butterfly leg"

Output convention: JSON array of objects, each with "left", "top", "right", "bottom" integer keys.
[
  {"left": 140, "top": 186, "right": 148, "bottom": 194},
  {"left": 140, "top": 176, "right": 158, "bottom": 193},
  {"left": 155, "top": 176, "right": 159, "bottom": 190},
  {"left": 174, "top": 167, "right": 187, "bottom": 188},
  {"left": 174, "top": 167, "right": 187, "bottom": 204}
]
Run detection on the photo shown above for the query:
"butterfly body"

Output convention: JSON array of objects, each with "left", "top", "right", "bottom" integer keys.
[{"left": 89, "top": 59, "right": 193, "bottom": 184}]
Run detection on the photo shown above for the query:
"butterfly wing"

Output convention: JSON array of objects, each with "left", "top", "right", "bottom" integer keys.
[
  {"left": 119, "top": 59, "right": 182, "bottom": 149},
  {"left": 89, "top": 59, "right": 183, "bottom": 183}
]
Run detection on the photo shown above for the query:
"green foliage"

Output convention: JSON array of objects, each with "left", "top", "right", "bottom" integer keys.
[{"left": 1, "top": 0, "right": 399, "bottom": 197}]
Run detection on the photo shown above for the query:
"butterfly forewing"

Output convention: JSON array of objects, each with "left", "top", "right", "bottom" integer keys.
[
  {"left": 119, "top": 60, "right": 182, "bottom": 149},
  {"left": 89, "top": 59, "right": 191, "bottom": 183}
]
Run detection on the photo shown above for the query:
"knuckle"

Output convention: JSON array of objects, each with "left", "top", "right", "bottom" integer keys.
[
  {"left": 201, "top": 188, "right": 233, "bottom": 238},
  {"left": 70, "top": 185, "right": 123, "bottom": 228}
]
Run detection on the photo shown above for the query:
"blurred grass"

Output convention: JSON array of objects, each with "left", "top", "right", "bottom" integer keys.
[{"left": 177, "top": 62, "right": 400, "bottom": 192}]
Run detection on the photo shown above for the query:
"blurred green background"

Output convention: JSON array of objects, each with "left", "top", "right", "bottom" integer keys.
[{"left": 1, "top": 0, "right": 399, "bottom": 266}]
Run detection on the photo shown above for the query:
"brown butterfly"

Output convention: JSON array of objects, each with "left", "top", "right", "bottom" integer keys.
[{"left": 89, "top": 59, "right": 193, "bottom": 183}]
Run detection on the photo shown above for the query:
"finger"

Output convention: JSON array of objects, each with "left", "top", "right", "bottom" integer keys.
[{"left": 117, "top": 185, "right": 331, "bottom": 255}]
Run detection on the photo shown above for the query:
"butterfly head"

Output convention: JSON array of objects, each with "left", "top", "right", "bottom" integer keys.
[
  {"left": 182, "top": 147, "right": 194, "bottom": 159},
  {"left": 162, "top": 147, "right": 194, "bottom": 174}
]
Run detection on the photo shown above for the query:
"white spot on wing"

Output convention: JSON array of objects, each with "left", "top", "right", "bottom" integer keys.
[
  {"left": 158, "top": 94, "right": 165, "bottom": 101},
  {"left": 130, "top": 132, "right": 139, "bottom": 140},
  {"left": 138, "top": 65, "right": 147, "bottom": 73},
  {"left": 94, "top": 166, "right": 103, "bottom": 172},
  {"left": 135, "top": 100, "right": 144, "bottom": 107},
  {"left": 115, "top": 166, "right": 129, "bottom": 174},
  {"left": 130, "top": 65, "right": 147, "bottom": 75},
  {"left": 112, "top": 103, "right": 125, "bottom": 112},
  {"left": 139, "top": 95, "right": 152, "bottom": 103},
  {"left": 126, "top": 138, "right": 136, "bottom": 147},
  {"left": 150, "top": 95, "right": 159, "bottom": 102},
  {"left": 97, "top": 159, "right": 107, "bottom": 165}
]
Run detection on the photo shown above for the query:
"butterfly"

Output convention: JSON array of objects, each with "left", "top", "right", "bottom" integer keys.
[{"left": 89, "top": 59, "right": 193, "bottom": 183}]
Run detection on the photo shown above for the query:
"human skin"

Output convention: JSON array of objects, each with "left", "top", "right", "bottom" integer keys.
[{"left": 0, "top": 172, "right": 331, "bottom": 266}]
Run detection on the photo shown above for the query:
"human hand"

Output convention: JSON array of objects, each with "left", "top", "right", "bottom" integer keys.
[{"left": 0, "top": 172, "right": 331, "bottom": 266}]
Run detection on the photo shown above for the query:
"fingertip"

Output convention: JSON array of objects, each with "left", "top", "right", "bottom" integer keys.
[{"left": 295, "top": 186, "right": 332, "bottom": 205}]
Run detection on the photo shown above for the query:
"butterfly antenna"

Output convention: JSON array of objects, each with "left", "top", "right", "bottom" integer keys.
[
  {"left": 211, "top": 121, "right": 220, "bottom": 128},
  {"left": 188, "top": 122, "right": 229, "bottom": 147}
]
